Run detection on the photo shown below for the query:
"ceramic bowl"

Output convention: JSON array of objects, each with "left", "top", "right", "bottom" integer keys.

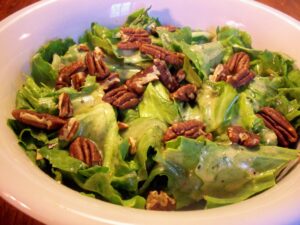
[{"left": 0, "top": 0, "right": 300, "bottom": 224}]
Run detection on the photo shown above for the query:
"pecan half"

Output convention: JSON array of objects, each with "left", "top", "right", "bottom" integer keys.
[
  {"left": 175, "top": 68, "right": 186, "bottom": 83},
  {"left": 85, "top": 48, "right": 110, "bottom": 80},
  {"left": 227, "top": 126, "right": 260, "bottom": 148},
  {"left": 103, "top": 85, "right": 139, "bottom": 110},
  {"left": 78, "top": 44, "right": 90, "bottom": 52},
  {"left": 140, "top": 44, "right": 184, "bottom": 67},
  {"left": 226, "top": 52, "right": 250, "bottom": 73},
  {"left": 146, "top": 191, "right": 176, "bottom": 211},
  {"left": 58, "top": 118, "right": 79, "bottom": 144},
  {"left": 163, "top": 120, "right": 212, "bottom": 142},
  {"left": 12, "top": 109, "right": 66, "bottom": 130},
  {"left": 128, "top": 137, "right": 137, "bottom": 155},
  {"left": 69, "top": 137, "right": 102, "bottom": 166},
  {"left": 257, "top": 107, "right": 298, "bottom": 147},
  {"left": 56, "top": 61, "right": 86, "bottom": 89},
  {"left": 117, "top": 121, "right": 129, "bottom": 130},
  {"left": 71, "top": 72, "right": 87, "bottom": 91},
  {"left": 153, "top": 59, "right": 179, "bottom": 92},
  {"left": 171, "top": 84, "right": 197, "bottom": 102},
  {"left": 126, "top": 65, "right": 160, "bottom": 95},
  {"left": 151, "top": 25, "right": 177, "bottom": 34},
  {"left": 118, "top": 27, "right": 151, "bottom": 50},
  {"left": 213, "top": 52, "right": 254, "bottom": 88},
  {"left": 100, "top": 72, "right": 121, "bottom": 91},
  {"left": 58, "top": 93, "right": 73, "bottom": 118},
  {"left": 226, "top": 68, "right": 255, "bottom": 88}
]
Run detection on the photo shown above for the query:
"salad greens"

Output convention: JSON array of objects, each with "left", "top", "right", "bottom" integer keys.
[{"left": 8, "top": 8, "right": 300, "bottom": 210}]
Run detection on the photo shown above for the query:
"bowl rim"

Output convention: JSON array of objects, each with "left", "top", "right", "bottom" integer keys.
[{"left": 0, "top": 0, "right": 300, "bottom": 225}]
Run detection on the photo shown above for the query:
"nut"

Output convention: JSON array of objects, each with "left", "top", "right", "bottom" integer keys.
[
  {"left": 163, "top": 120, "right": 212, "bottom": 142},
  {"left": 128, "top": 137, "right": 137, "bottom": 155},
  {"left": 78, "top": 44, "right": 90, "bottom": 52},
  {"left": 100, "top": 72, "right": 121, "bottom": 91},
  {"left": 146, "top": 191, "right": 176, "bottom": 211},
  {"left": 56, "top": 61, "right": 86, "bottom": 89},
  {"left": 71, "top": 72, "right": 87, "bottom": 91},
  {"left": 226, "top": 68, "right": 255, "bottom": 88},
  {"left": 126, "top": 65, "right": 160, "bottom": 95},
  {"left": 58, "top": 93, "right": 73, "bottom": 118},
  {"left": 102, "top": 85, "right": 140, "bottom": 110},
  {"left": 175, "top": 68, "right": 186, "bottom": 83},
  {"left": 257, "top": 107, "right": 298, "bottom": 147},
  {"left": 227, "top": 126, "right": 260, "bottom": 148},
  {"left": 69, "top": 136, "right": 102, "bottom": 166},
  {"left": 213, "top": 64, "right": 230, "bottom": 82},
  {"left": 151, "top": 25, "right": 177, "bottom": 34},
  {"left": 12, "top": 109, "right": 66, "bottom": 130},
  {"left": 117, "top": 27, "right": 151, "bottom": 50},
  {"left": 153, "top": 59, "right": 179, "bottom": 92},
  {"left": 226, "top": 52, "right": 250, "bottom": 73},
  {"left": 212, "top": 52, "right": 254, "bottom": 88},
  {"left": 171, "top": 84, "right": 197, "bottom": 102},
  {"left": 58, "top": 118, "right": 79, "bottom": 143},
  {"left": 140, "top": 44, "right": 184, "bottom": 67},
  {"left": 85, "top": 48, "right": 110, "bottom": 80},
  {"left": 117, "top": 121, "right": 129, "bottom": 130}
]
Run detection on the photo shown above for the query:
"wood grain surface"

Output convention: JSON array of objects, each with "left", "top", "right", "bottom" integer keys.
[{"left": 0, "top": 0, "right": 299, "bottom": 225}]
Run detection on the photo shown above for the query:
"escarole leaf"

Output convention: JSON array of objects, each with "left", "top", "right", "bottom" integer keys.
[
  {"left": 157, "top": 27, "right": 192, "bottom": 51},
  {"left": 121, "top": 118, "right": 167, "bottom": 180},
  {"left": 16, "top": 76, "right": 58, "bottom": 114},
  {"left": 138, "top": 82, "right": 180, "bottom": 124},
  {"left": 180, "top": 41, "right": 224, "bottom": 79},
  {"left": 196, "top": 81, "right": 238, "bottom": 132},
  {"left": 124, "top": 7, "right": 160, "bottom": 29},
  {"left": 217, "top": 26, "right": 252, "bottom": 61},
  {"left": 39, "top": 147, "right": 87, "bottom": 173},
  {"left": 152, "top": 137, "right": 299, "bottom": 209},
  {"left": 7, "top": 119, "right": 52, "bottom": 151},
  {"left": 197, "top": 142, "right": 299, "bottom": 208},
  {"left": 31, "top": 38, "right": 75, "bottom": 87}
]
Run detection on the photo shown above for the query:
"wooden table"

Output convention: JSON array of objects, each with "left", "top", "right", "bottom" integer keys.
[{"left": 0, "top": 0, "right": 299, "bottom": 224}]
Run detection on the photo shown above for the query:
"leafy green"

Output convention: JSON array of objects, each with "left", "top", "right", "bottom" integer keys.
[
  {"left": 7, "top": 119, "right": 51, "bottom": 150},
  {"left": 16, "top": 76, "right": 57, "bottom": 114},
  {"left": 138, "top": 82, "right": 180, "bottom": 124},
  {"left": 38, "top": 38, "right": 75, "bottom": 63},
  {"left": 31, "top": 38, "right": 75, "bottom": 87},
  {"left": 217, "top": 26, "right": 252, "bottom": 61},
  {"left": 121, "top": 118, "right": 167, "bottom": 180},
  {"left": 183, "top": 56, "right": 202, "bottom": 88},
  {"left": 152, "top": 137, "right": 298, "bottom": 209},
  {"left": 157, "top": 27, "right": 192, "bottom": 51},
  {"left": 180, "top": 41, "right": 224, "bottom": 79},
  {"left": 31, "top": 54, "right": 58, "bottom": 87},
  {"left": 251, "top": 50, "right": 293, "bottom": 77},
  {"left": 72, "top": 169, "right": 145, "bottom": 208},
  {"left": 196, "top": 81, "right": 238, "bottom": 132},
  {"left": 124, "top": 7, "right": 160, "bottom": 29},
  {"left": 39, "top": 147, "right": 87, "bottom": 173}
]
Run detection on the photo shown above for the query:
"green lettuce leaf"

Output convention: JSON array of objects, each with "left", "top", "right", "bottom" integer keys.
[
  {"left": 124, "top": 7, "right": 160, "bottom": 29},
  {"left": 196, "top": 81, "right": 238, "bottom": 132},
  {"left": 217, "top": 26, "right": 252, "bottom": 61},
  {"left": 39, "top": 147, "right": 87, "bottom": 173},
  {"left": 138, "top": 82, "right": 180, "bottom": 124},
  {"left": 31, "top": 38, "right": 75, "bottom": 87},
  {"left": 152, "top": 137, "right": 298, "bottom": 209},
  {"left": 16, "top": 76, "right": 57, "bottom": 114},
  {"left": 121, "top": 118, "right": 167, "bottom": 180},
  {"left": 180, "top": 41, "right": 224, "bottom": 79},
  {"left": 183, "top": 56, "right": 202, "bottom": 88}
]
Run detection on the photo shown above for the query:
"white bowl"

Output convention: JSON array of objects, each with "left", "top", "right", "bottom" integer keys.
[{"left": 0, "top": 0, "right": 300, "bottom": 224}]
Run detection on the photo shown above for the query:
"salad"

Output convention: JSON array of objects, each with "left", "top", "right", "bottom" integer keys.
[{"left": 8, "top": 8, "right": 300, "bottom": 210}]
